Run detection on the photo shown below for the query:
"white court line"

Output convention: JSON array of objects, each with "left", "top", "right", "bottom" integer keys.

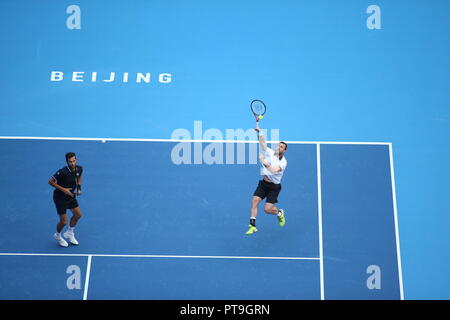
[
  {"left": 83, "top": 255, "right": 92, "bottom": 301},
  {"left": 0, "top": 252, "right": 320, "bottom": 260},
  {"left": 316, "top": 144, "right": 325, "bottom": 300},
  {"left": 0, "top": 136, "right": 391, "bottom": 145},
  {"left": 1, "top": 252, "right": 319, "bottom": 300},
  {"left": 389, "top": 144, "right": 405, "bottom": 300}
]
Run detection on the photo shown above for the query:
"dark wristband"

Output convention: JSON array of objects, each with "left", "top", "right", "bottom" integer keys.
[{"left": 76, "top": 185, "right": 81, "bottom": 192}]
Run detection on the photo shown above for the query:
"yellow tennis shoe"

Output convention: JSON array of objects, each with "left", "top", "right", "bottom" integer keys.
[
  {"left": 245, "top": 225, "right": 258, "bottom": 235},
  {"left": 278, "top": 209, "right": 286, "bottom": 227}
]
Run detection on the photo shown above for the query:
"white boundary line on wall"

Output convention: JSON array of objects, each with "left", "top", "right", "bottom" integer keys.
[{"left": 0, "top": 136, "right": 391, "bottom": 145}]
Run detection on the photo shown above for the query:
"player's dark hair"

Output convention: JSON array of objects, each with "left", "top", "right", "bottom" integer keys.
[
  {"left": 65, "top": 152, "right": 76, "bottom": 162},
  {"left": 280, "top": 141, "right": 288, "bottom": 151}
]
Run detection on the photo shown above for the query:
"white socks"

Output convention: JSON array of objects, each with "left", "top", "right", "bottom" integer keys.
[{"left": 56, "top": 227, "right": 75, "bottom": 237}]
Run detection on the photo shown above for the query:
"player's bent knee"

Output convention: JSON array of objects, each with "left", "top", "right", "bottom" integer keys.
[{"left": 264, "top": 204, "right": 274, "bottom": 213}]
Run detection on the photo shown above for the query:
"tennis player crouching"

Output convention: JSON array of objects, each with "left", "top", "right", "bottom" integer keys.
[{"left": 246, "top": 126, "right": 288, "bottom": 235}]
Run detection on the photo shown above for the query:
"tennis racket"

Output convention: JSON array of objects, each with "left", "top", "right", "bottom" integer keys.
[{"left": 250, "top": 99, "right": 266, "bottom": 128}]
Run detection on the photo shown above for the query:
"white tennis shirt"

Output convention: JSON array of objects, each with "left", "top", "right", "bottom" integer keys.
[{"left": 260, "top": 147, "right": 287, "bottom": 184}]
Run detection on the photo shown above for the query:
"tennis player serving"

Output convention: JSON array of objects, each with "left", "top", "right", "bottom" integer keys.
[{"left": 246, "top": 126, "right": 288, "bottom": 235}]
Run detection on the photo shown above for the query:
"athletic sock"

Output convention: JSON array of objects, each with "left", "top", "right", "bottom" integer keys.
[
  {"left": 277, "top": 210, "right": 282, "bottom": 217},
  {"left": 250, "top": 217, "right": 256, "bottom": 227},
  {"left": 68, "top": 227, "right": 75, "bottom": 233}
]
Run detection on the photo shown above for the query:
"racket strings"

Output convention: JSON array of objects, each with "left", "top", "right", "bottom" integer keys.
[{"left": 251, "top": 100, "right": 266, "bottom": 116}]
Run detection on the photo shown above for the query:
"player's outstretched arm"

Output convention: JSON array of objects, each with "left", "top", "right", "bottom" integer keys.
[{"left": 255, "top": 126, "right": 267, "bottom": 152}]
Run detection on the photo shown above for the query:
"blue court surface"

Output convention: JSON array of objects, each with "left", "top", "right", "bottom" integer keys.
[
  {"left": 1, "top": 0, "right": 450, "bottom": 301},
  {"left": 0, "top": 138, "right": 402, "bottom": 300}
]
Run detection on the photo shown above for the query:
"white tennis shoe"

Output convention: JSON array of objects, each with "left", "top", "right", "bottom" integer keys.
[
  {"left": 54, "top": 233, "right": 68, "bottom": 247},
  {"left": 63, "top": 231, "right": 79, "bottom": 245}
]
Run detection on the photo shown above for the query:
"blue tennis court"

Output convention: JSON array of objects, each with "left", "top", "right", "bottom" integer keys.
[
  {"left": 1, "top": 0, "right": 450, "bottom": 301},
  {"left": 0, "top": 138, "right": 402, "bottom": 299}
]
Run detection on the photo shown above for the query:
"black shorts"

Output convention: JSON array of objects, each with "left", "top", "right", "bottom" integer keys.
[
  {"left": 253, "top": 179, "right": 282, "bottom": 204},
  {"left": 53, "top": 195, "right": 79, "bottom": 215}
]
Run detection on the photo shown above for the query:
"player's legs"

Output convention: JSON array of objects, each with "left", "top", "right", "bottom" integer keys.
[
  {"left": 69, "top": 206, "right": 82, "bottom": 228},
  {"left": 251, "top": 196, "right": 262, "bottom": 219},
  {"left": 263, "top": 202, "right": 279, "bottom": 215},
  {"left": 54, "top": 198, "right": 68, "bottom": 232},
  {"left": 265, "top": 202, "right": 285, "bottom": 226},
  {"left": 265, "top": 184, "right": 281, "bottom": 215},
  {"left": 251, "top": 180, "right": 268, "bottom": 220},
  {"left": 57, "top": 214, "right": 68, "bottom": 233},
  {"left": 64, "top": 206, "right": 82, "bottom": 245},
  {"left": 246, "top": 180, "right": 269, "bottom": 235},
  {"left": 246, "top": 196, "right": 262, "bottom": 235},
  {"left": 265, "top": 185, "right": 285, "bottom": 227},
  {"left": 53, "top": 199, "right": 70, "bottom": 247},
  {"left": 54, "top": 213, "right": 69, "bottom": 247}
]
